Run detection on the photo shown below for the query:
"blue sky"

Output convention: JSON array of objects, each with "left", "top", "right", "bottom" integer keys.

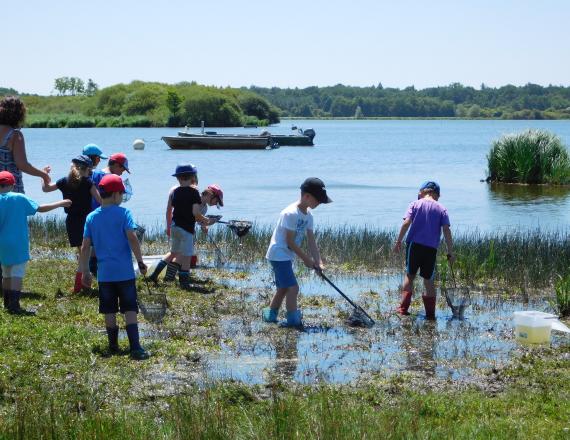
[{"left": 5, "top": 0, "right": 569, "bottom": 94}]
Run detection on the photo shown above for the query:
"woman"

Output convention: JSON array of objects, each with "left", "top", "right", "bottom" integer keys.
[
  {"left": 0, "top": 96, "right": 51, "bottom": 294},
  {"left": 0, "top": 96, "right": 51, "bottom": 193}
]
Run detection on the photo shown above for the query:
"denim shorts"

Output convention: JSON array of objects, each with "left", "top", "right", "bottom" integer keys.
[
  {"left": 98, "top": 279, "right": 139, "bottom": 314},
  {"left": 1, "top": 262, "right": 27, "bottom": 278},
  {"left": 269, "top": 260, "right": 298, "bottom": 288},
  {"left": 170, "top": 225, "right": 195, "bottom": 256}
]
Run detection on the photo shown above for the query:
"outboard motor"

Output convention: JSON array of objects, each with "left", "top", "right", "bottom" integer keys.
[{"left": 303, "top": 128, "right": 316, "bottom": 142}]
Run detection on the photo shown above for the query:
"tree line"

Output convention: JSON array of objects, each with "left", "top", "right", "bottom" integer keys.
[
  {"left": 2, "top": 80, "right": 570, "bottom": 128},
  {"left": 249, "top": 82, "right": 570, "bottom": 119}
]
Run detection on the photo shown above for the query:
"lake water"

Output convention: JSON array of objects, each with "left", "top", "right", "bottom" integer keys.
[{"left": 21, "top": 120, "right": 570, "bottom": 232}]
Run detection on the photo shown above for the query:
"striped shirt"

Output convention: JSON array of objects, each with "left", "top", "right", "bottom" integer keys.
[{"left": 0, "top": 129, "right": 24, "bottom": 193}]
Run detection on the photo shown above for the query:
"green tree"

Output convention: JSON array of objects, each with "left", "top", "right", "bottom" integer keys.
[{"left": 85, "top": 79, "right": 98, "bottom": 96}]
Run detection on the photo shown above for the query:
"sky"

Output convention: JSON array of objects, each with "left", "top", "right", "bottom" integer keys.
[{"left": 4, "top": 0, "right": 570, "bottom": 95}]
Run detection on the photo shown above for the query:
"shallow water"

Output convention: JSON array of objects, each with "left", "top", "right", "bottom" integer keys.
[
  {"left": 20, "top": 120, "right": 570, "bottom": 232},
  {"left": 197, "top": 265, "right": 565, "bottom": 385}
]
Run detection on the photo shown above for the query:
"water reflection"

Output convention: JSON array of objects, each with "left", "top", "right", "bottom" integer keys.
[
  {"left": 401, "top": 320, "right": 437, "bottom": 376},
  {"left": 488, "top": 182, "right": 570, "bottom": 203}
]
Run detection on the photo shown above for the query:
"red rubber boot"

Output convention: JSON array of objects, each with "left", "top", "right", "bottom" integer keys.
[
  {"left": 396, "top": 290, "right": 413, "bottom": 315},
  {"left": 190, "top": 255, "right": 198, "bottom": 268},
  {"left": 422, "top": 295, "right": 436, "bottom": 320},
  {"left": 72, "top": 272, "right": 83, "bottom": 294}
]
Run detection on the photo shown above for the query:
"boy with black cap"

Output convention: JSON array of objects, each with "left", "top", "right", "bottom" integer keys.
[
  {"left": 0, "top": 171, "right": 71, "bottom": 314},
  {"left": 393, "top": 180, "right": 455, "bottom": 319},
  {"left": 262, "top": 177, "right": 332, "bottom": 328},
  {"left": 79, "top": 174, "right": 149, "bottom": 360}
]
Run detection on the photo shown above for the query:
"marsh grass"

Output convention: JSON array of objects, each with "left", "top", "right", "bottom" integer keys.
[
  {"left": 487, "top": 129, "right": 570, "bottom": 184},
  {"left": 2, "top": 350, "right": 570, "bottom": 439},
  {"left": 554, "top": 274, "right": 570, "bottom": 317},
  {"left": 30, "top": 218, "right": 570, "bottom": 289}
]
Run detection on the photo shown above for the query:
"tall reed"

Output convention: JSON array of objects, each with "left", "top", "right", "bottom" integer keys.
[{"left": 487, "top": 129, "right": 570, "bottom": 184}]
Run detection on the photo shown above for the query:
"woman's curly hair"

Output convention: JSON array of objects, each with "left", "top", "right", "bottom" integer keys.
[{"left": 0, "top": 96, "right": 26, "bottom": 127}]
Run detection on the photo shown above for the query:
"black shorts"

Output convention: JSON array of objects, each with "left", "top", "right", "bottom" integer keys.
[
  {"left": 98, "top": 279, "right": 139, "bottom": 314},
  {"left": 66, "top": 215, "right": 88, "bottom": 247},
  {"left": 406, "top": 242, "right": 437, "bottom": 280}
]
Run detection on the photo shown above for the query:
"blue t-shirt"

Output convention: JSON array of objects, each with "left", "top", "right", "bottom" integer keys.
[
  {"left": 83, "top": 205, "right": 136, "bottom": 282},
  {"left": 90, "top": 169, "right": 107, "bottom": 210},
  {"left": 0, "top": 192, "right": 39, "bottom": 266}
]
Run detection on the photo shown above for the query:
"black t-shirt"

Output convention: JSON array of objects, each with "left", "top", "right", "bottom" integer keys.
[
  {"left": 172, "top": 186, "right": 201, "bottom": 234},
  {"left": 56, "top": 176, "right": 93, "bottom": 216}
]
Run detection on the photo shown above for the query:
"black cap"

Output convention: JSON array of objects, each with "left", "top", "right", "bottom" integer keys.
[
  {"left": 72, "top": 154, "right": 93, "bottom": 168},
  {"left": 300, "top": 177, "right": 332, "bottom": 204}
]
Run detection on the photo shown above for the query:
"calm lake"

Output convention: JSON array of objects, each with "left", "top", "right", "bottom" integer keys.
[{"left": 21, "top": 119, "right": 570, "bottom": 232}]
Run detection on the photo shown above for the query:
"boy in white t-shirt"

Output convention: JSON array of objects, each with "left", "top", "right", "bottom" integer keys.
[{"left": 263, "top": 178, "right": 332, "bottom": 328}]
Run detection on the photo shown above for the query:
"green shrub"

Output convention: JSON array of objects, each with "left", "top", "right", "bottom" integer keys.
[{"left": 487, "top": 129, "right": 570, "bottom": 184}]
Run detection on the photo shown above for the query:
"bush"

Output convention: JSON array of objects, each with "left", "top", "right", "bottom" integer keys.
[{"left": 487, "top": 129, "right": 570, "bottom": 184}]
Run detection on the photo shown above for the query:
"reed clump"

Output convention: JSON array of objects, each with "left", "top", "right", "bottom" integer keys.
[
  {"left": 554, "top": 274, "right": 570, "bottom": 317},
  {"left": 487, "top": 129, "right": 570, "bottom": 184}
]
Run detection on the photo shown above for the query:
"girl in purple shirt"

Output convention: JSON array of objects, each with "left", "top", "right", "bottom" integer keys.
[{"left": 393, "top": 181, "right": 455, "bottom": 319}]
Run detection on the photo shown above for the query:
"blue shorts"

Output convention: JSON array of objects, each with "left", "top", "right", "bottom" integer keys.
[
  {"left": 98, "top": 279, "right": 139, "bottom": 314},
  {"left": 269, "top": 260, "right": 298, "bottom": 289}
]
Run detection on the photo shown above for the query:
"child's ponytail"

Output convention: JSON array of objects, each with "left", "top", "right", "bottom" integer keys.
[{"left": 67, "top": 164, "right": 82, "bottom": 189}]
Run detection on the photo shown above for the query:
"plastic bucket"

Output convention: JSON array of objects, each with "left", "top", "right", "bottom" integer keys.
[{"left": 513, "top": 311, "right": 555, "bottom": 344}]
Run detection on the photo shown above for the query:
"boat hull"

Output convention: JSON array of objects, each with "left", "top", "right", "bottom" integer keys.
[
  {"left": 163, "top": 135, "right": 271, "bottom": 150},
  {"left": 271, "top": 135, "right": 314, "bottom": 146}
]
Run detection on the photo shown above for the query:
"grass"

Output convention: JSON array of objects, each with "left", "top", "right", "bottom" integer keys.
[
  {"left": 29, "top": 217, "right": 570, "bottom": 290},
  {"left": 2, "top": 234, "right": 570, "bottom": 437},
  {"left": 554, "top": 274, "right": 570, "bottom": 317},
  {"left": 487, "top": 129, "right": 570, "bottom": 184}
]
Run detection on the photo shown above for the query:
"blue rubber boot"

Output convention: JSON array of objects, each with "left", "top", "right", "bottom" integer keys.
[
  {"left": 262, "top": 307, "right": 279, "bottom": 323},
  {"left": 279, "top": 310, "right": 303, "bottom": 329}
]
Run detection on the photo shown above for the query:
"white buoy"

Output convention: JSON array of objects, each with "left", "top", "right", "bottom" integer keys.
[{"left": 133, "top": 139, "right": 145, "bottom": 150}]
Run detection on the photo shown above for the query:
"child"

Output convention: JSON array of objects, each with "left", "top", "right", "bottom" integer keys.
[
  {"left": 82, "top": 143, "right": 108, "bottom": 171},
  {"left": 42, "top": 155, "right": 101, "bottom": 293},
  {"left": 0, "top": 171, "right": 71, "bottom": 314},
  {"left": 88, "top": 152, "right": 131, "bottom": 277},
  {"left": 262, "top": 177, "right": 331, "bottom": 328},
  {"left": 149, "top": 182, "right": 223, "bottom": 283},
  {"left": 393, "top": 181, "right": 455, "bottom": 319},
  {"left": 79, "top": 174, "right": 149, "bottom": 360}
]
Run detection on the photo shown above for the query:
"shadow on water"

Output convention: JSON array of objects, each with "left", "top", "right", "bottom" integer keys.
[
  {"left": 198, "top": 262, "right": 567, "bottom": 385},
  {"left": 488, "top": 182, "right": 570, "bottom": 204}
]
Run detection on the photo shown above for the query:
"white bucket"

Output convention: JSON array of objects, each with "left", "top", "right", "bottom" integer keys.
[{"left": 513, "top": 311, "right": 556, "bottom": 344}]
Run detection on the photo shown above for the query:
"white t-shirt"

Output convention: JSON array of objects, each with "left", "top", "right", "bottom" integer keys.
[{"left": 266, "top": 201, "right": 314, "bottom": 261}]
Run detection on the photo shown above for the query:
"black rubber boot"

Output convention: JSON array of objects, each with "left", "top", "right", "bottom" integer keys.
[
  {"left": 3, "top": 289, "right": 9, "bottom": 309},
  {"left": 106, "top": 326, "right": 120, "bottom": 354},
  {"left": 7, "top": 291, "right": 35, "bottom": 316},
  {"left": 148, "top": 260, "right": 167, "bottom": 283},
  {"left": 179, "top": 271, "right": 192, "bottom": 290},
  {"left": 164, "top": 262, "right": 180, "bottom": 282}
]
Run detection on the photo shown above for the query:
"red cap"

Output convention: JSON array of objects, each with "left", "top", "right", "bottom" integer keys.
[
  {"left": 109, "top": 153, "right": 130, "bottom": 173},
  {"left": 207, "top": 184, "right": 224, "bottom": 207},
  {"left": 99, "top": 174, "right": 125, "bottom": 194},
  {"left": 0, "top": 171, "right": 15, "bottom": 186}
]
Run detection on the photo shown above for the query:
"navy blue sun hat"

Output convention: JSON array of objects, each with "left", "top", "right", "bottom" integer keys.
[
  {"left": 72, "top": 155, "right": 93, "bottom": 168},
  {"left": 172, "top": 163, "right": 198, "bottom": 176},
  {"left": 418, "top": 181, "right": 440, "bottom": 196}
]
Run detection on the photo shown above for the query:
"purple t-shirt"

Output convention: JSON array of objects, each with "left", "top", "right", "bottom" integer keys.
[{"left": 404, "top": 198, "right": 450, "bottom": 249}]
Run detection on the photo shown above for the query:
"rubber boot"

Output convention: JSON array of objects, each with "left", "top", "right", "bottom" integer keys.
[
  {"left": 396, "top": 290, "right": 413, "bottom": 316},
  {"left": 422, "top": 295, "right": 436, "bottom": 320},
  {"left": 280, "top": 310, "right": 303, "bottom": 329},
  {"left": 126, "top": 323, "right": 149, "bottom": 360},
  {"left": 164, "top": 262, "right": 181, "bottom": 282},
  {"left": 190, "top": 255, "right": 198, "bottom": 268},
  {"left": 89, "top": 256, "right": 98, "bottom": 277},
  {"left": 179, "top": 270, "right": 191, "bottom": 290},
  {"left": 0, "top": 265, "right": 3, "bottom": 299},
  {"left": 7, "top": 290, "right": 34, "bottom": 316},
  {"left": 106, "top": 326, "right": 120, "bottom": 354},
  {"left": 262, "top": 307, "right": 279, "bottom": 323},
  {"left": 3, "top": 290, "right": 8, "bottom": 309},
  {"left": 73, "top": 272, "right": 83, "bottom": 294},
  {"left": 148, "top": 260, "right": 167, "bottom": 283}
]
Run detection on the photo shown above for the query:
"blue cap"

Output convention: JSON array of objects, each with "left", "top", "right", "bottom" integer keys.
[
  {"left": 82, "top": 143, "right": 108, "bottom": 159},
  {"left": 172, "top": 163, "right": 198, "bottom": 176},
  {"left": 419, "top": 181, "right": 440, "bottom": 196},
  {"left": 72, "top": 155, "right": 94, "bottom": 168}
]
